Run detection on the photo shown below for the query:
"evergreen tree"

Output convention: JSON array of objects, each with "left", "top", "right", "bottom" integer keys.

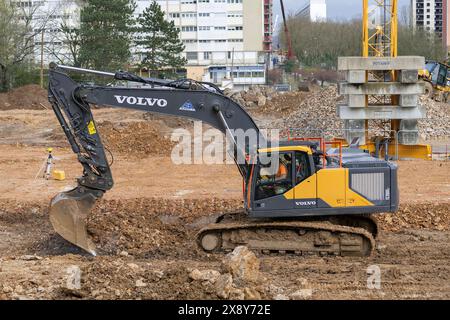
[
  {"left": 136, "top": 1, "right": 186, "bottom": 74},
  {"left": 79, "top": 0, "right": 136, "bottom": 71}
]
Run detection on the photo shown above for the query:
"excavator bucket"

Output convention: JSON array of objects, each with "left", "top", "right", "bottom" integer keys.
[{"left": 49, "top": 188, "right": 98, "bottom": 256}]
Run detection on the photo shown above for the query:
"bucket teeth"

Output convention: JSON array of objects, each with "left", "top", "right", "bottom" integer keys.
[{"left": 49, "top": 187, "right": 101, "bottom": 256}]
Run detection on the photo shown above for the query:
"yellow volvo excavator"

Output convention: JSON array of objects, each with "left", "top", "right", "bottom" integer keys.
[{"left": 47, "top": 63, "right": 399, "bottom": 257}]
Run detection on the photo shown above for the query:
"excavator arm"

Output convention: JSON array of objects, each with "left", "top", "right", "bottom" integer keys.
[{"left": 47, "top": 63, "right": 264, "bottom": 255}]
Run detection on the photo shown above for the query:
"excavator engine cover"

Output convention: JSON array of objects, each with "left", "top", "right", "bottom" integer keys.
[{"left": 49, "top": 187, "right": 100, "bottom": 255}]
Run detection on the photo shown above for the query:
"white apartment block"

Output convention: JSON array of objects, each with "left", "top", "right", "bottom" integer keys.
[
  {"left": 135, "top": 0, "right": 272, "bottom": 89},
  {"left": 411, "top": 0, "right": 445, "bottom": 37},
  {"left": 11, "top": 0, "right": 80, "bottom": 65},
  {"left": 14, "top": 0, "right": 271, "bottom": 89}
]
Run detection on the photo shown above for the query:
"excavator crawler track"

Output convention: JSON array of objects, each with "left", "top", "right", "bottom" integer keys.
[{"left": 197, "top": 213, "right": 376, "bottom": 257}]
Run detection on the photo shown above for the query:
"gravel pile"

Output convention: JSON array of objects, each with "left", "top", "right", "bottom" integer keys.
[{"left": 253, "top": 85, "right": 449, "bottom": 141}]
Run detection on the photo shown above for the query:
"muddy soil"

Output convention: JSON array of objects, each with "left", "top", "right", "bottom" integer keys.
[{"left": 0, "top": 198, "right": 449, "bottom": 300}]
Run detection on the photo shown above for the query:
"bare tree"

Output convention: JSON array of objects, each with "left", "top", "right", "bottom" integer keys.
[
  {"left": 280, "top": 15, "right": 446, "bottom": 71},
  {"left": 44, "top": 0, "right": 82, "bottom": 66},
  {"left": 0, "top": 0, "right": 53, "bottom": 90}
]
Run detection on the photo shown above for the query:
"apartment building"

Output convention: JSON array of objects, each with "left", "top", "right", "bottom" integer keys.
[
  {"left": 17, "top": 0, "right": 271, "bottom": 88},
  {"left": 12, "top": 0, "right": 80, "bottom": 65},
  {"left": 411, "top": 0, "right": 446, "bottom": 37},
  {"left": 135, "top": 0, "right": 272, "bottom": 88}
]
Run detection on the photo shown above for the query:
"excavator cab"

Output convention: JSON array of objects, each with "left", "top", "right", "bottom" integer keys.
[
  {"left": 249, "top": 145, "right": 315, "bottom": 212},
  {"left": 244, "top": 142, "right": 397, "bottom": 219}
]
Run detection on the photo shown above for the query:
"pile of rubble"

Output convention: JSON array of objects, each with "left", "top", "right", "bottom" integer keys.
[
  {"left": 418, "top": 97, "right": 450, "bottom": 140},
  {"left": 261, "top": 86, "right": 343, "bottom": 137},
  {"left": 251, "top": 90, "right": 310, "bottom": 117},
  {"left": 225, "top": 86, "right": 278, "bottom": 109},
  {"left": 253, "top": 85, "right": 449, "bottom": 141},
  {"left": 189, "top": 246, "right": 264, "bottom": 300},
  {"left": 189, "top": 246, "right": 313, "bottom": 300}
]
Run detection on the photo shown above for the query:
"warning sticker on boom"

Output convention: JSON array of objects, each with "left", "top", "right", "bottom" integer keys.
[{"left": 87, "top": 121, "right": 97, "bottom": 135}]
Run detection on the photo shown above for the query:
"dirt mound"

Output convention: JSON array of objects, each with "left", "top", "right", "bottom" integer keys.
[
  {"left": 88, "top": 198, "right": 242, "bottom": 257},
  {"left": 98, "top": 121, "right": 176, "bottom": 158},
  {"left": 379, "top": 202, "right": 450, "bottom": 232},
  {"left": 0, "top": 85, "right": 50, "bottom": 110},
  {"left": 254, "top": 91, "right": 309, "bottom": 116}
]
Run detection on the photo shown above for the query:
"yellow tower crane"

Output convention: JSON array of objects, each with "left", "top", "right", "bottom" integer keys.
[{"left": 358, "top": 0, "right": 431, "bottom": 160}]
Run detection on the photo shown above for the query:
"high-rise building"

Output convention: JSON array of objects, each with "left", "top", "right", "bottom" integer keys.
[
  {"left": 296, "top": 0, "right": 327, "bottom": 22},
  {"left": 135, "top": 0, "right": 271, "bottom": 88},
  {"left": 263, "top": 0, "right": 273, "bottom": 52},
  {"left": 411, "top": 0, "right": 445, "bottom": 38}
]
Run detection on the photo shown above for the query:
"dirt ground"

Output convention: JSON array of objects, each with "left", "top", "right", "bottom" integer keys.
[{"left": 0, "top": 103, "right": 449, "bottom": 300}]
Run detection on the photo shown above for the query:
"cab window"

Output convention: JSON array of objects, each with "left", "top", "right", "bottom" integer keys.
[
  {"left": 295, "top": 151, "right": 311, "bottom": 184},
  {"left": 255, "top": 152, "right": 293, "bottom": 200}
]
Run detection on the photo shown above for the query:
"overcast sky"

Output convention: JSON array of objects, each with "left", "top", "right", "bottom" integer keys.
[{"left": 273, "top": 0, "right": 410, "bottom": 22}]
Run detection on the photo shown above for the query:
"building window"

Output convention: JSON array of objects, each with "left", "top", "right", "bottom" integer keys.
[
  {"left": 182, "top": 26, "right": 197, "bottom": 32},
  {"left": 181, "top": 12, "right": 197, "bottom": 18},
  {"left": 186, "top": 52, "right": 198, "bottom": 60},
  {"left": 227, "top": 26, "right": 243, "bottom": 31},
  {"left": 214, "top": 26, "right": 226, "bottom": 30},
  {"left": 203, "top": 52, "right": 211, "bottom": 59},
  {"left": 227, "top": 12, "right": 243, "bottom": 18},
  {"left": 199, "top": 13, "right": 210, "bottom": 17}
]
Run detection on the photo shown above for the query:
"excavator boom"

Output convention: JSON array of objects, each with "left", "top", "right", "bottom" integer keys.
[{"left": 48, "top": 63, "right": 264, "bottom": 255}]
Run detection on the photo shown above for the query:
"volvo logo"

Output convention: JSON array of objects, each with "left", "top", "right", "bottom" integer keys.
[
  {"left": 114, "top": 95, "right": 168, "bottom": 107},
  {"left": 295, "top": 200, "right": 316, "bottom": 206}
]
